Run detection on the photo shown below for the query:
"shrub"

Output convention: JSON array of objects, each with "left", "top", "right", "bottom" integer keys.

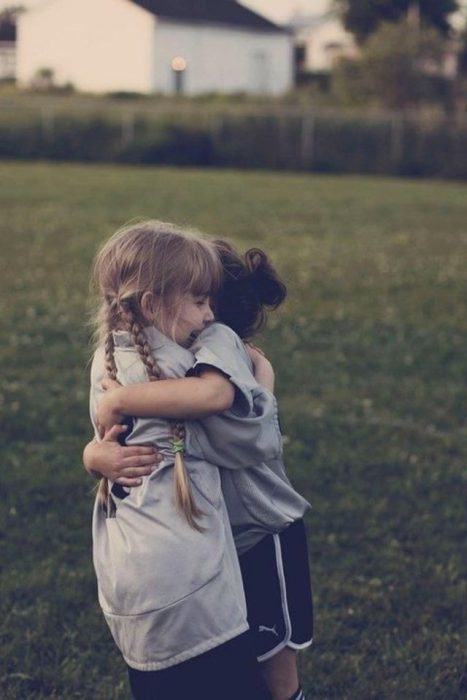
[{"left": 0, "top": 109, "right": 467, "bottom": 179}]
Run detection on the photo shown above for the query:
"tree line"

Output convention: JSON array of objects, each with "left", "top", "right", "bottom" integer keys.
[{"left": 325, "top": 0, "right": 467, "bottom": 112}]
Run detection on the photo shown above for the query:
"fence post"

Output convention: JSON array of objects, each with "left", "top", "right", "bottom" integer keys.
[
  {"left": 41, "top": 106, "right": 55, "bottom": 142},
  {"left": 121, "top": 112, "right": 135, "bottom": 146},
  {"left": 211, "top": 113, "right": 224, "bottom": 150},
  {"left": 391, "top": 114, "right": 403, "bottom": 172},
  {"left": 276, "top": 111, "right": 289, "bottom": 169},
  {"left": 210, "top": 112, "right": 225, "bottom": 162},
  {"left": 300, "top": 110, "right": 314, "bottom": 171}
]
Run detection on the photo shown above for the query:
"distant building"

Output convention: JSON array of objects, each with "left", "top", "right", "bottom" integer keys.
[
  {"left": 289, "top": 12, "right": 357, "bottom": 76},
  {"left": 291, "top": 9, "right": 462, "bottom": 83},
  {"left": 0, "top": 18, "right": 16, "bottom": 80},
  {"left": 17, "top": 0, "right": 293, "bottom": 95}
]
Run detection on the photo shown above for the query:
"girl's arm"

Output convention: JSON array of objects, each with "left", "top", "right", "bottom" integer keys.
[
  {"left": 85, "top": 369, "right": 235, "bottom": 486},
  {"left": 97, "top": 369, "right": 235, "bottom": 432},
  {"left": 89, "top": 328, "right": 279, "bottom": 479},
  {"left": 83, "top": 424, "right": 161, "bottom": 486},
  {"left": 86, "top": 357, "right": 273, "bottom": 482},
  {"left": 245, "top": 344, "right": 275, "bottom": 392}
]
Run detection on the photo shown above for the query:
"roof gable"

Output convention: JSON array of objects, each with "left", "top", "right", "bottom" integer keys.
[{"left": 130, "top": 0, "right": 285, "bottom": 32}]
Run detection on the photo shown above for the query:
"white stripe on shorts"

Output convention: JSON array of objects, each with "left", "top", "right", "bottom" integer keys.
[
  {"left": 287, "top": 638, "right": 313, "bottom": 650},
  {"left": 257, "top": 533, "right": 312, "bottom": 662},
  {"left": 257, "top": 534, "right": 292, "bottom": 662}
]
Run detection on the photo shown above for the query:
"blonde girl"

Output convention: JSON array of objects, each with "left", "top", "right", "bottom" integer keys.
[
  {"left": 89, "top": 221, "right": 272, "bottom": 700},
  {"left": 86, "top": 237, "right": 313, "bottom": 700}
]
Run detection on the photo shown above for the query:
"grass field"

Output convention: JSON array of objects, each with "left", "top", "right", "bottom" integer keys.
[{"left": 0, "top": 162, "right": 466, "bottom": 700}]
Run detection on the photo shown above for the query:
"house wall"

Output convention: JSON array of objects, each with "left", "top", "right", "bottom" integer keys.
[
  {"left": 0, "top": 42, "right": 15, "bottom": 79},
  {"left": 153, "top": 20, "right": 293, "bottom": 95},
  {"left": 16, "top": 0, "right": 154, "bottom": 92},
  {"left": 16, "top": 0, "right": 292, "bottom": 95}
]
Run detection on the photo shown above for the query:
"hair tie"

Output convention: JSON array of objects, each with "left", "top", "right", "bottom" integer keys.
[{"left": 172, "top": 437, "right": 185, "bottom": 455}]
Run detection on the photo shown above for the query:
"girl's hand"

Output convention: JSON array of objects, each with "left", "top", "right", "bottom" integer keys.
[
  {"left": 102, "top": 377, "right": 121, "bottom": 392},
  {"left": 98, "top": 377, "right": 123, "bottom": 430},
  {"left": 97, "top": 388, "right": 125, "bottom": 433},
  {"left": 84, "top": 425, "right": 161, "bottom": 487}
]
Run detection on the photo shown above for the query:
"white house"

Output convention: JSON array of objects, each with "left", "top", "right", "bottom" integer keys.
[
  {"left": 289, "top": 12, "right": 357, "bottom": 73},
  {"left": 0, "top": 19, "right": 16, "bottom": 80},
  {"left": 16, "top": 0, "right": 293, "bottom": 95}
]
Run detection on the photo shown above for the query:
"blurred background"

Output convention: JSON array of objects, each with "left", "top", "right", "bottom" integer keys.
[
  {"left": 1, "top": 0, "right": 467, "bottom": 175},
  {"left": 1, "top": 2, "right": 466, "bottom": 699}
]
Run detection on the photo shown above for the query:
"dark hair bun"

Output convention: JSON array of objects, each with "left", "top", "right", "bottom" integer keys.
[
  {"left": 244, "top": 248, "right": 287, "bottom": 308},
  {"left": 213, "top": 239, "right": 287, "bottom": 341}
]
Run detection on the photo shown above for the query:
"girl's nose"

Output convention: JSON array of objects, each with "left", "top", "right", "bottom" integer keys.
[{"left": 205, "top": 305, "right": 214, "bottom": 323}]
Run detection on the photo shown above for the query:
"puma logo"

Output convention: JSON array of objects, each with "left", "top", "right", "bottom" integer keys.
[{"left": 258, "top": 624, "right": 279, "bottom": 637}]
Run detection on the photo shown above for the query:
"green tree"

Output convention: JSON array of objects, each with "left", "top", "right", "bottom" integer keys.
[
  {"left": 334, "top": 0, "right": 459, "bottom": 44},
  {"left": 358, "top": 20, "right": 447, "bottom": 109},
  {"left": 331, "top": 57, "right": 368, "bottom": 105}
]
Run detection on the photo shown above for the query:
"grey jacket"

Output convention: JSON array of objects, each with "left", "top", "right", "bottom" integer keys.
[
  {"left": 89, "top": 323, "right": 309, "bottom": 671},
  {"left": 90, "top": 328, "right": 248, "bottom": 672},
  {"left": 186, "top": 323, "right": 310, "bottom": 555}
]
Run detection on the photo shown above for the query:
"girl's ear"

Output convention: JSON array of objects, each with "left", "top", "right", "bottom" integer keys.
[{"left": 141, "top": 291, "right": 155, "bottom": 322}]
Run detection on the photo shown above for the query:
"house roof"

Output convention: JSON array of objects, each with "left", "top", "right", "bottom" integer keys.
[{"left": 130, "top": 0, "right": 285, "bottom": 33}]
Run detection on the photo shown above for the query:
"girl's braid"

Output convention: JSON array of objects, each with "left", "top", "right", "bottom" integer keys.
[
  {"left": 119, "top": 301, "right": 185, "bottom": 438},
  {"left": 120, "top": 301, "right": 161, "bottom": 381},
  {"left": 104, "top": 332, "right": 118, "bottom": 381},
  {"left": 104, "top": 298, "right": 119, "bottom": 381},
  {"left": 118, "top": 300, "right": 203, "bottom": 530},
  {"left": 97, "top": 301, "right": 119, "bottom": 512}
]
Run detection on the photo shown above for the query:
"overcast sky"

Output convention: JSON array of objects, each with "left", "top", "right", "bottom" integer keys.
[{"left": 1, "top": 0, "right": 465, "bottom": 27}]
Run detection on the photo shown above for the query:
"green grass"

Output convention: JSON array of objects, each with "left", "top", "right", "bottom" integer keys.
[{"left": 0, "top": 162, "right": 466, "bottom": 699}]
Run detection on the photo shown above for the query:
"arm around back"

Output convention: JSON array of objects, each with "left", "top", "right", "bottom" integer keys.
[
  {"left": 96, "top": 370, "right": 235, "bottom": 432},
  {"left": 185, "top": 324, "right": 284, "bottom": 469}
]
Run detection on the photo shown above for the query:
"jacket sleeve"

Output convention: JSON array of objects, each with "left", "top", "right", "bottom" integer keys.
[
  {"left": 185, "top": 324, "right": 283, "bottom": 469},
  {"left": 89, "top": 348, "right": 106, "bottom": 440}
]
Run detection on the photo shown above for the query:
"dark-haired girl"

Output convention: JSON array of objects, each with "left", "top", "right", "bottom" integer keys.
[{"left": 84, "top": 239, "right": 313, "bottom": 700}]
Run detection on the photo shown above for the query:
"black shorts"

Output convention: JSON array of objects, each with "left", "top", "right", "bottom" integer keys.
[
  {"left": 128, "top": 631, "right": 271, "bottom": 700},
  {"left": 239, "top": 519, "right": 314, "bottom": 662}
]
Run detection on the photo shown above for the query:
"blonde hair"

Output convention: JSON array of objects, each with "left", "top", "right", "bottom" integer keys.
[{"left": 91, "top": 219, "right": 222, "bottom": 530}]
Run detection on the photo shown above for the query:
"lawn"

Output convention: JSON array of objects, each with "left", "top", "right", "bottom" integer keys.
[{"left": 0, "top": 161, "right": 466, "bottom": 699}]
